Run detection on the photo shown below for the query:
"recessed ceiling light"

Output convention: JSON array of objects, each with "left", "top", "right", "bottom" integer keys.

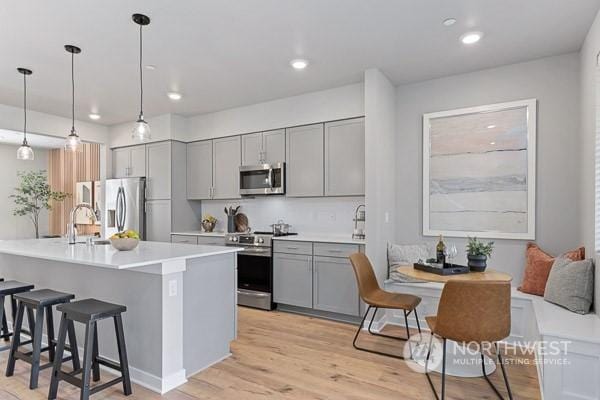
[
  {"left": 89, "top": 113, "right": 101, "bottom": 120},
  {"left": 490, "top": 141, "right": 496, "bottom": 145},
  {"left": 290, "top": 59, "right": 308, "bottom": 70},
  {"left": 443, "top": 18, "right": 457, "bottom": 26},
  {"left": 145, "top": 64, "right": 156, "bottom": 70},
  {"left": 167, "top": 92, "right": 182, "bottom": 100},
  {"left": 461, "top": 31, "right": 483, "bottom": 45},
  {"left": 487, "top": 124, "right": 496, "bottom": 129}
]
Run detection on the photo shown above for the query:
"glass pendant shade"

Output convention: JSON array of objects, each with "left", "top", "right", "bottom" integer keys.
[
  {"left": 65, "top": 130, "right": 82, "bottom": 152},
  {"left": 17, "top": 141, "right": 34, "bottom": 160},
  {"left": 132, "top": 115, "right": 151, "bottom": 141}
]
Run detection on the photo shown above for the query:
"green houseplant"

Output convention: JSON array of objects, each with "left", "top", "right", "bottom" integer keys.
[
  {"left": 466, "top": 237, "right": 494, "bottom": 272},
  {"left": 10, "top": 170, "right": 68, "bottom": 239}
]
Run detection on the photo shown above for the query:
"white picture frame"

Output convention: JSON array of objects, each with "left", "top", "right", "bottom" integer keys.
[{"left": 422, "top": 99, "right": 537, "bottom": 240}]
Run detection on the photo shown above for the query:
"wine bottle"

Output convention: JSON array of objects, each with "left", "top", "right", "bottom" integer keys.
[{"left": 436, "top": 235, "right": 446, "bottom": 265}]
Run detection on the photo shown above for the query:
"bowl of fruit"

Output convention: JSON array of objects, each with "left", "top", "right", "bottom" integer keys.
[{"left": 109, "top": 230, "right": 140, "bottom": 251}]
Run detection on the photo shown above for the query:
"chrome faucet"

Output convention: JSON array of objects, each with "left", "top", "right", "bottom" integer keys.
[{"left": 67, "top": 203, "right": 98, "bottom": 244}]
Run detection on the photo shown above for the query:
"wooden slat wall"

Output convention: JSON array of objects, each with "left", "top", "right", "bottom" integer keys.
[{"left": 48, "top": 143, "right": 101, "bottom": 236}]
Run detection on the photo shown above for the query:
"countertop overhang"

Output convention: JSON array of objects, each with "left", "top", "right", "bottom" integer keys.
[{"left": 0, "top": 239, "right": 241, "bottom": 270}]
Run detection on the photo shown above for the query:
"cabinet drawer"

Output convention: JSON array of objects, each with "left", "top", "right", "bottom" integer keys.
[
  {"left": 273, "top": 240, "right": 313, "bottom": 255},
  {"left": 197, "top": 236, "right": 225, "bottom": 246},
  {"left": 313, "top": 242, "right": 359, "bottom": 258},
  {"left": 171, "top": 235, "right": 198, "bottom": 245}
]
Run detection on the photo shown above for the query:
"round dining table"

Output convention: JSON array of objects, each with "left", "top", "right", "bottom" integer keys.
[{"left": 395, "top": 264, "right": 513, "bottom": 378}]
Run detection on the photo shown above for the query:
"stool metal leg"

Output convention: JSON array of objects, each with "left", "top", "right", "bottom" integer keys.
[
  {"left": 114, "top": 315, "right": 132, "bottom": 395},
  {"left": 80, "top": 322, "right": 96, "bottom": 400},
  {"left": 49, "top": 313, "right": 68, "bottom": 400},
  {"left": 29, "top": 305, "right": 45, "bottom": 389},
  {"left": 67, "top": 320, "right": 80, "bottom": 371},
  {"left": 45, "top": 305, "right": 56, "bottom": 362},
  {"left": 92, "top": 322, "right": 100, "bottom": 382},
  {"left": 5, "top": 302, "right": 25, "bottom": 377}
]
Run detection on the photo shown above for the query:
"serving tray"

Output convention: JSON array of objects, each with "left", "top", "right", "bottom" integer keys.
[{"left": 413, "top": 262, "right": 469, "bottom": 276}]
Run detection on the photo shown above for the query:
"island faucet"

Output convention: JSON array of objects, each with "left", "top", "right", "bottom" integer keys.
[{"left": 67, "top": 203, "right": 98, "bottom": 244}]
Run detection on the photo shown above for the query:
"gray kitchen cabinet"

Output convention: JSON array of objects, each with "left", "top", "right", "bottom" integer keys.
[
  {"left": 146, "top": 141, "right": 172, "bottom": 200},
  {"left": 324, "top": 118, "right": 365, "bottom": 196},
  {"left": 171, "top": 234, "right": 198, "bottom": 244},
  {"left": 197, "top": 236, "right": 225, "bottom": 246},
  {"left": 241, "top": 133, "right": 263, "bottom": 166},
  {"left": 212, "top": 136, "right": 241, "bottom": 199},
  {"left": 273, "top": 253, "right": 313, "bottom": 308},
  {"left": 187, "top": 140, "right": 213, "bottom": 200},
  {"left": 146, "top": 199, "right": 172, "bottom": 242},
  {"left": 112, "top": 145, "right": 146, "bottom": 178},
  {"left": 313, "top": 256, "right": 360, "bottom": 316},
  {"left": 241, "top": 129, "right": 285, "bottom": 166},
  {"left": 286, "top": 124, "right": 324, "bottom": 197}
]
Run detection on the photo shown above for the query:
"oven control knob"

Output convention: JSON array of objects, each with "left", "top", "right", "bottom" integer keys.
[{"left": 258, "top": 238, "right": 264, "bottom": 244}]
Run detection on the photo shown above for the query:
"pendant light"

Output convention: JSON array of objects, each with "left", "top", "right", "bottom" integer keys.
[
  {"left": 16, "top": 68, "right": 34, "bottom": 161},
  {"left": 64, "top": 45, "right": 82, "bottom": 152},
  {"left": 132, "top": 13, "right": 151, "bottom": 141}
]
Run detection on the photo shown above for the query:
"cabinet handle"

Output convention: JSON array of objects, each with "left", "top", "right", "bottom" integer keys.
[
  {"left": 286, "top": 246, "right": 299, "bottom": 250},
  {"left": 328, "top": 249, "right": 343, "bottom": 253}
]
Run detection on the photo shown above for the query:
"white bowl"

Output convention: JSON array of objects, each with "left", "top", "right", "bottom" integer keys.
[{"left": 110, "top": 237, "right": 139, "bottom": 251}]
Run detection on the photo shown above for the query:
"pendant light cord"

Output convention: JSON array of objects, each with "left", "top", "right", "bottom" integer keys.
[
  {"left": 23, "top": 73, "right": 27, "bottom": 142},
  {"left": 71, "top": 51, "right": 75, "bottom": 134},
  {"left": 139, "top": 24, "right": 143, "bottom": 118}
]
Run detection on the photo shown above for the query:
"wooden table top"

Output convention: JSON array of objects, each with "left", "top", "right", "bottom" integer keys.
[{"left": 395, "top": 265, "right": 513, "bottom": 283}]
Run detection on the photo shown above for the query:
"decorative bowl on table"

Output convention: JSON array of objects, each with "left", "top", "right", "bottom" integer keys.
[
  {"left": 201, "top": 221, "right": 216, "bottom": 232},
  {"left": 109, "top": 237, "right": 139, "bottom": 251}
]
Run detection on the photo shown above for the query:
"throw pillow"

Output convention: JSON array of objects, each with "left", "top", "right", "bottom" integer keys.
[
  {"left": 544, "top": 257, "right": 594, "bottom": 314},
  {"left": 518, "top": 243, "right": 585, "bottom": 296},
  {"left": 387, "top": 243, "right": 433, "bottom": 282}
]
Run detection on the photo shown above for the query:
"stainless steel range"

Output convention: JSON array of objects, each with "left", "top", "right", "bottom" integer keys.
[{"left": 225, "top": 232, "right": 274, "bottom": 310}]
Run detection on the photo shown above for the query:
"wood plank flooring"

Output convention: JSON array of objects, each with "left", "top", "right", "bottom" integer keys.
[{"left": 0, "top": 307, "right": 540, "bottom": 399}]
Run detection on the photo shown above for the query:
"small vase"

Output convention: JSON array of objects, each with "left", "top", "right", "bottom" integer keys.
[
  {"left": 467, "top": 255, "right": 488, "bottom": 272},
  {"left": 201, "top": 221, "right": 216, "bottom": 233}
]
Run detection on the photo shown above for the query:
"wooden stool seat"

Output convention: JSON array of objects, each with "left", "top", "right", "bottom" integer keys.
[
  {"left": 6, "top": 289, "right": 79, "bottom": 390},
  {"left": 49, "top": 298, "right": 132, "bottom": 400}
]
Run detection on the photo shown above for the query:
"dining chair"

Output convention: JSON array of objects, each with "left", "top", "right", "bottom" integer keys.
[
  {"left": 349, "top": 253, "right": 422, "bottom": 359},
  {"left": 425, "top": 280, "right": 513, "bottom": 400}
]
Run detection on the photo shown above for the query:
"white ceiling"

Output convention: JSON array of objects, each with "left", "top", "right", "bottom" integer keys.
[
  {"left": 0, "top": 129, "right": 65, "bottom": 149},
  {"left": 1, "top": 0, "right": 598, "bottom": 125}
]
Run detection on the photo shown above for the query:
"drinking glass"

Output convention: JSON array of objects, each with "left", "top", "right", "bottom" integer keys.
[{"left": 448, "top": 244, "right": 458, "bottom": 265}]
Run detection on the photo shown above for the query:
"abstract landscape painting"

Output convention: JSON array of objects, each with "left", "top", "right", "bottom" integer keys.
[{"left": 423, "top": 99, "right": 536, "bottom": 240}]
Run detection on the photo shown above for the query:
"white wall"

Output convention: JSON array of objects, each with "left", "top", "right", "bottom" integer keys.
[
  {"left": 200, "top": 196, "right": 364, "bottom": 235},
  {"left": 187, "top": 83, "right": 364, "bottom": 140},
  {"left": 364, "top": 69, "right": 397, "bottom": 282},
  {"left": 395, "top": 53, "right": 581, "bottom": 284},
  {"left": 0, "top": 144, "right": 50, "bottom": 239},
  {"left": 580, "top": 9, "right": 600, "bottom": 311}
]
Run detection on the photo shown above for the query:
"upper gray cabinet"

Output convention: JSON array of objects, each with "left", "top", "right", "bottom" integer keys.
[
  {"left": 324, "top": 118, "right": 365, "bottom": 196},
  {"left": 286, "top": 124, "right": 324, "bottom": 197},
  {"left": 112, "top": 145, "right": 146, "bottom": 178},
  {"left": 186, "top": 140, "right": 213, "bottom": 200},
  {"left": 213, "top": 136, "right": 241, "bottom": 199},
  {"left": 241, "top": 129, "right": 285, "bottom": 165},
  {"left": 146, "top": 141, "right": 172, "bottom": 200}
]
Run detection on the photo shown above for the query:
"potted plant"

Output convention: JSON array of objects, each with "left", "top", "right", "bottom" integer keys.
[
  {"left": 10, "top": 170, "right": 68, "bottom": 239},
  {"left": 466, "top": 237, "right": 494, "bottom": 272},
  {"left": 201, "top": 214, "right": 217, "bottom": 232}
]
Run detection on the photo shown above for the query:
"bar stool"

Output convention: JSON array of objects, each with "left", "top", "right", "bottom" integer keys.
[
  {"left": 49, "top": 298, "right": 132, "bottom": 400},
  {"left": 0, "top": 280, "right": 35, "bottom": 349},
  {"left": 6, "top": 289, "right": 80, "bottom": 389}
]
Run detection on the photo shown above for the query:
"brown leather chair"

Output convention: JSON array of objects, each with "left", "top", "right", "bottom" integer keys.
[
  {"left": 349, "top": 253, "right": 422, "bottom": 359},
  {"left": 425, "top": 280, "right": 513, "bottom": 400}
]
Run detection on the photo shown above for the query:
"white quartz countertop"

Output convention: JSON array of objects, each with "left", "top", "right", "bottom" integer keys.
[
  {"left": 0, "top": 238, "right": 241, "bottom": 270},
  {"left": 273, "top": 234, "right": 366, "bottom": 245},
  {"left": 171, "top": 231, "right": 226, "bottom": 237}
]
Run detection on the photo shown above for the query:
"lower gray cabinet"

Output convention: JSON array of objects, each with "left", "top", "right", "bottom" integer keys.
[
  {"left": 273, "top": 253, "right": 313, "bottom": 308},
  {"left": 313, "top": 256, "right": 360, "bottom": 316}
]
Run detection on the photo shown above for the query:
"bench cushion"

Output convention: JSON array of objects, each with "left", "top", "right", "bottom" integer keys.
[{"left": 544, "top": 258, "right": 594, "bottom": 314}]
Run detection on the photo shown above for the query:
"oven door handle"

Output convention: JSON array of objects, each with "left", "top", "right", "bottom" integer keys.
[{"left": 237, "top": 289, "right": 270, "bottom": 298}]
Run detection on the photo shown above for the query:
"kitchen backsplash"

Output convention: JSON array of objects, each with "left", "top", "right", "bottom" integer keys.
[{"left": 200, "top": 196, "right": 365, "bottom": 235}]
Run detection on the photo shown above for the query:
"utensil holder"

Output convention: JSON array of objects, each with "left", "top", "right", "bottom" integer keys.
[{"left": 227, "top": 215, "right": 235, "bottom": 233}]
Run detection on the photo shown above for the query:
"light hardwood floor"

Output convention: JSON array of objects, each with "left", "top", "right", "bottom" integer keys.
[{"left": 0, "top": 307, "right": 540, "bottom": 399}]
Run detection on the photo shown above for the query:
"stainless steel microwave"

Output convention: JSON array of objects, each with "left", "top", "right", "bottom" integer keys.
[{"left": 239, "top": 162, "right": 285, "bottom": 195}]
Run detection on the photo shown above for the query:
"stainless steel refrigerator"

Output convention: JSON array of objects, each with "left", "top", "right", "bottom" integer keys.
[{"left": 103, "top": 178, "right": 146, "bottom": 239}]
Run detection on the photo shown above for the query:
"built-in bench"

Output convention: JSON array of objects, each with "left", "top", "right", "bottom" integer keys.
[{"left": 382, "top": 280, "right": 600, "bottom": 400}]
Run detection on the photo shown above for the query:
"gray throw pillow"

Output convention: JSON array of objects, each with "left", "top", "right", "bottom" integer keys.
[{"left": 544, "top": 257, "right": 594, "bottom": 314}]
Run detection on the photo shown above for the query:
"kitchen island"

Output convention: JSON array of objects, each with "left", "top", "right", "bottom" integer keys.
[{"left": 0, "top": 238, "right": 241, "bottom": 394}]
